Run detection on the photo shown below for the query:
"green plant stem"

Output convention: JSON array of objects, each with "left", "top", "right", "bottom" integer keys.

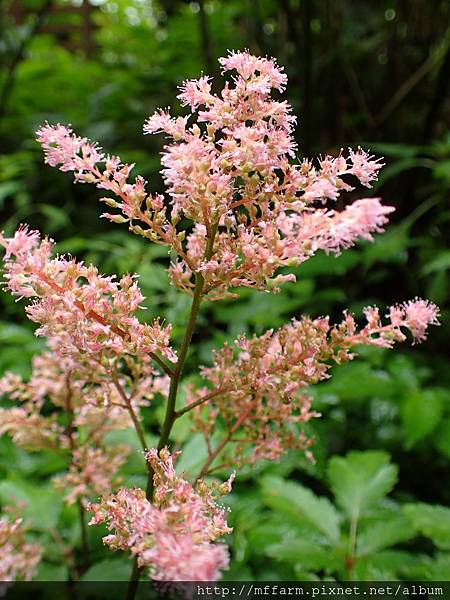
[
  {"left": 77, "top": 501, "right": 90, "bottom": 572},
  {"left": 125, "top": 560, "right": 142, "bottom": 600},
  {"left": 111, "top": 373, "right": 148, "bottom": 454},
  {"left": 64, "top": 374, "right": 90, "bottom": 570},
  {"left": 149, "top": 351, "right": 176, "bottom": 377},
  {"left": 346, "top": 509, "right": 359, "bottom": 580},
  {"left": 126, "top": 222, "right": 218, "bottom": 599}
]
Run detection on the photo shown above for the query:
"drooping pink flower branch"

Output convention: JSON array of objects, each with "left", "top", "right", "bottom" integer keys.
[
  {"left": 0, "top": 225, "right": 176, "bottom": 370},
  {"left": 187, "top": 300, "right": 440, "bottom": 469},
  {"left": 88, "top": 448, "right": 233, "bottom": 581},
  {"left": 35, "top": 124, "right": 181, "bottom": 250}
]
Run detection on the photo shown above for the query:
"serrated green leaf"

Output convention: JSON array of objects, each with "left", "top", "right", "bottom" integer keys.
[
  {"left": 434, "top": 419, "right": 450, "bottom": 458},
  {"left": 247, "top": 520, "right": 298, "bottom": 553},
  {"left": 265, "top": 538, "right": 340, "bottom": 571},
  {"left": 262, "top": 476, "right": 341, "bottom": 542},
  {"left": 401, "top": 389, "right": 444, "bottom": 448},
  {"left": 354, "top": 549, "right": 418, "bottom": 580},
  {"left": 422, "top": 250, "right": 450, "bottom": 274},
  {"left": 357, "top": 516, "right": 414, "bottom": 556},
  {"left": 403, "top": 503, "right": 450, "bottom": 550},
  {"left": 427, "top": 553, "right": 450, "bottom": 579},
  {"left": 328, "top": 451, "right": 398, "bottom": 520}
]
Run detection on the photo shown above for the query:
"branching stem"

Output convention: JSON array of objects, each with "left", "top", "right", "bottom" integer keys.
[
  {"left": 126, "top": 222, "right": 218, "bottom": 598},
  {"left": 111, "top": 373, "right": 149, "bottom": 455},
  {"left": 196, "top": 399, "right": 256, "bottom": 481},
  {"left": 174, "top": 386, "right": 228, "bottom": 418}
]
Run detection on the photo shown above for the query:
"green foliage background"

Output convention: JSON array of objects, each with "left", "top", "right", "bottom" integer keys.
[{"left": 0, "top": 0, "right": 449, "bottom": 582}]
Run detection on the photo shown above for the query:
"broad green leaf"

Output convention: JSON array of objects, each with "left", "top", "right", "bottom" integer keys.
[
  {"left": 403, "top": 503, "right": 450, "bottom": 550},
  {"left": 0, "top": 478, "right": 62, "bottom": 531},
  {"left": 316, "top": 363, "right": 393, "bottom": 402},
  {"left": 175, "top": 433, "right": 209, "bottom": 478},
  {"left": 81, "top": 558, "right": 132, "bottom": 581},
  {"left": 262, "top": 476, "right": 341, "bottom": 542},
  {"left": 422, "top": 250, "right": 450, "bottom": 274},
  {"left": 427, "top": 554, "right": 450, "bottom": 579},
  {"left": 265, "top": 538, "right": 340, "bottom": 571},
  {"left": 354, "top": 549, "right": 418, "bottom": 580},
  {"left": 357, "top": 516, "right": 414, "bottom": 556},
  {"left": 35, "top": 563, "right": 68, "bottom": 581},
  {"left": 434, "top": 419, "right": 450, "bottom": 459},
  {"left": 328, "top": 451, "right": 398, "bottom": 519},
  {"left": 401, "top": 389, "right": 444, "bottom": 448}
]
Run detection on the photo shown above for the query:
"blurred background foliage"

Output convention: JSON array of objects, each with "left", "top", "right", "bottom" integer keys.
[{"left": 0, "top": 0, "right": 449, "bottom": 582}]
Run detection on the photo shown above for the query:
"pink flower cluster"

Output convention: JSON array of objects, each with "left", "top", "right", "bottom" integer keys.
[
  {"left": 53, "top": 445, "right": 129, "bottom": 506},
  {"left": 36, "top": 123, "right": 182, "bottom": 252},
  {"left": 0, "top": 225, "right": 176, "bottom": 368},
  {"left": 0, "top": 512, "right": 42, "bottom": 581},
  {"left": 37, "top": 50, "right": 389, "bottom": 300},
  {"left": 89, "top": 448, "right": 233, "bottom": 581},
  {"left": 0, "top": 349, "right": 167, "bottom": 505},
  {"left": 188, "top": 299, "right": 439, "bottom": 466}
]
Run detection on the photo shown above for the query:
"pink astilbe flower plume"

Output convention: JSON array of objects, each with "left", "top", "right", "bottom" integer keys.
[
  {"left": 35, "top": 123, "right": 184, "bottom": 255},
  {"left": 88, "top": 448, "right": 233, "bottom": 581},
  {"left": 37, "top": 50, "right": 389, "bottom": 300},
  {"left": 0, "top": 50, "right": 440, "bottom": 585}
]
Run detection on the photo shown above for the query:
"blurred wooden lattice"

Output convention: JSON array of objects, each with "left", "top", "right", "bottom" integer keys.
[{"left": 7, "top": 0, "right": 98, "bottom": 57}]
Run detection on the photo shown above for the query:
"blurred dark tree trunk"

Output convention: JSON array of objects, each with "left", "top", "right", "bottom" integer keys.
[
  {"left": 0, "top": 0, "right": 53, "bottom": 121},
  {"left": 247, "top": 0, "right": 265, "bottom": 55},
  {"left": 422, "top": 47, "right": 450, "bottom": 143},
  {"left": 198, "top": 0, "right": 215, "bottom": 77},
  {"left": 278, "top": 0, "right": 308, "bottom": 153},
  {"left": 301, "top": 0, "right": 312, "bottom": 155}
]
